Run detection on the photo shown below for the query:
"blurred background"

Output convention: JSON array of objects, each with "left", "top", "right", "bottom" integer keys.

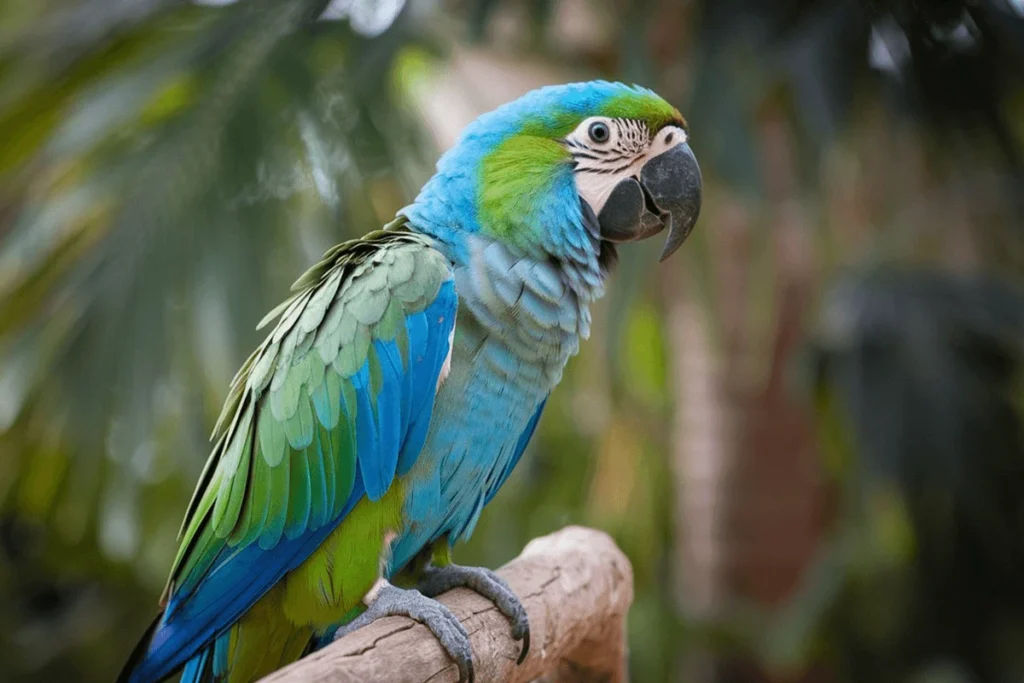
[{"left": 2, "top": 1, "right": 1024, "bottom": 682}]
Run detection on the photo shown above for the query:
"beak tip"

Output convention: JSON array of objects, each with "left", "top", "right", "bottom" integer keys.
[
  {"left": 640, "top": 142, "right": 702, "bottom": 263},
  {"left": 657, "top": 222, "right": 692, "bottom": 262},
  {"left": 657, "top": 199, "right": 701, "bottom": 263}
]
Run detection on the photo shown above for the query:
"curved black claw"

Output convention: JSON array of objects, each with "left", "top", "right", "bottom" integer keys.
[
  {"left": 419, "top": 563, "right": 530, "bottom": 665},
  {"left": 334, "top": 583, "right": 474, "bottom": 683}
]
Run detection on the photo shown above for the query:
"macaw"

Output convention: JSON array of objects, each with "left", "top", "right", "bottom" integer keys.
[{"left": 119, "top": 80, "right": 701, "bottom": 683}]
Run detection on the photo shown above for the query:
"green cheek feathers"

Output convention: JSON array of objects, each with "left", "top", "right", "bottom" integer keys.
[
  {"left": 478, "top": 135, "right": 571, "bottom": 246},
  {"left": 280, "top": 481, "right": 405, "bottom": 628}
]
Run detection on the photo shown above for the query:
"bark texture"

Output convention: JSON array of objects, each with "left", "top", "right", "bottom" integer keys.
[{"left": 257, "top": 526, "right": 634, "bottom": 683}]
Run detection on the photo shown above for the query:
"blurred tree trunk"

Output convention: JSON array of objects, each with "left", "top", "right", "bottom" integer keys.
[
  {"left": 665, "top": 100, "right": 831, "bottom": 683},
  {"left": 665, "top": 248, "right": 730, "bottom": 682}
]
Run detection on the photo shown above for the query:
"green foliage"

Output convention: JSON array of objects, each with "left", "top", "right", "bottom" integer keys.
[{"left": 0, "top": 1, "right": 438, "bottom": 679}]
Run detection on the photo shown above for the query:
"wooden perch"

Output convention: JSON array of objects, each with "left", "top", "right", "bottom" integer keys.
[{"left": 258, "top": 526, "right": 634, "bottom": 683}]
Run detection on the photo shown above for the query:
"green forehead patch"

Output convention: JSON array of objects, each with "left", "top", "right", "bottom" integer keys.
[
  {"left": 601, "top": 92, "right": 685, "bottom": 133},
  {"left": 518, "top": 90, "right": 684, "bottom": 139}
]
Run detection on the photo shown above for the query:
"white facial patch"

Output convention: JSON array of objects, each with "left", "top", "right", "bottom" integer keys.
[
  {"left": 565, "top": 118, "right": 688, "bottom": 215},
  {"left": 574, "top": 170, "right": 631, "bottom": 219}
]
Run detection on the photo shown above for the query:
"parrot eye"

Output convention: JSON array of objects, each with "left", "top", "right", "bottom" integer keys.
[{"left": 588, "top": 121, "right": 610, "bottom": 143}]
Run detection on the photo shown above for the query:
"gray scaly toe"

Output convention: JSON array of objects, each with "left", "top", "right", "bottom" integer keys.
[
  {"left": 419, "top": 563, "right": 530, "bottom": 664},
  {"left": 333, "top": 583, "right": 475, "bottom": 683}
]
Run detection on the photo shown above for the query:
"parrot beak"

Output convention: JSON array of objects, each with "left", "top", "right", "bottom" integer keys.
[{"left": 594, "top": 142, "right": 702, "bottom": 262}]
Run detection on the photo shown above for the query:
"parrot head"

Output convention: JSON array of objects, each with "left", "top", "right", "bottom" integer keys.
[{"left": 403, "top": 80, "right": 701, "bottom": 275}]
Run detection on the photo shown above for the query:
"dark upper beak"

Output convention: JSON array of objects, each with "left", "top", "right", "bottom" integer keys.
[{"left": 592, "top": 142, "right": 702, "bottom": 262}]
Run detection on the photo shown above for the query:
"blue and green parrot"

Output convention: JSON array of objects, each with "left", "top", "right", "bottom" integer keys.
[{"left": 118, "top": 80, "right": 701, "bottom": 683}]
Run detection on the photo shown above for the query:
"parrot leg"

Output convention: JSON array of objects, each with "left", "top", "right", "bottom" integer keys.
[
  {"left": 418, "top": 563, "right": 530, "bottom": 665},
  {"left": 333, "top": 580, "right": 475, "bottom": 683}
]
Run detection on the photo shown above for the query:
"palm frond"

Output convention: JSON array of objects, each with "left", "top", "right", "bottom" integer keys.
[{"left": 0, "top": 0, "right": 435, "bottom": 573}]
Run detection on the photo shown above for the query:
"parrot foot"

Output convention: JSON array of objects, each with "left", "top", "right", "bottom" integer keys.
[
  {"left": 334, "top": 582, "right": 475, "bottom": 683},
  {"left": 419, "top": 563, "right": 530, "bottom": 665}
]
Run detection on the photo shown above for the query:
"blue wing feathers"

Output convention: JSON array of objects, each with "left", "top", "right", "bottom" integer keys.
[
  {"left": 398, "top": 282, "right": 458, "bottom": 474},
  {"left": 372, "top": 340, "right": 404, "bottom": 500},
  {"left": 375, "top": 336, "right": 408, "bottom": 422},
  {"left": 398, "top": 390, "right": 436, "bottom": 477},
  {"left": 404, "top": 314, "right": 433, "bottom": 419},
  {"left": 129, "top": 278, "right": 457, "bottom": 683},
  {"left": 353, "top": 363, "right": 386, "bottom": 501},
  {"left": 178, "top": 646, "right": 208, "bottom": 683}
]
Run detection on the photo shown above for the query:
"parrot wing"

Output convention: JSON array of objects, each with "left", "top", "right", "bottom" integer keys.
[{"left": 125, "top": 223, "right": 457, "bottom": 682}]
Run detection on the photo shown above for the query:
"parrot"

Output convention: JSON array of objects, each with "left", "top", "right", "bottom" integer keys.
[{"left": 118, "top": 80, "right": 702, "bottom": 683}]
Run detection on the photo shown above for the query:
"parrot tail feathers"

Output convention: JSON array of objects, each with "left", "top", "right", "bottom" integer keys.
[
  {"left": 179, "top": 647, "right": 214, "bottom": 683},
  {"left": 116, "top": 613, "right": 163, "bottom": 683},
  {"left": 117, "top": 611, "right": 220, "bottom": 683}
]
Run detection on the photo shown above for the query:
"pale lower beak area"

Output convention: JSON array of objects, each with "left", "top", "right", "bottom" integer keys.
[{"left": 592, "top": 142, "right": 702, "bottom": 262}]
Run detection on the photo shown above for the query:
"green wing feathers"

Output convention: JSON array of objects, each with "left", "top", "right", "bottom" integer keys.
[{"left": 163, "top": 225, "right": 452, "bottom": 604}]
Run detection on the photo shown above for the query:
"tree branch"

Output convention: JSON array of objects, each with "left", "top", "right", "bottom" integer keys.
[{"left": 257, "top": 526, "right": 634, "bottom": 683}]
